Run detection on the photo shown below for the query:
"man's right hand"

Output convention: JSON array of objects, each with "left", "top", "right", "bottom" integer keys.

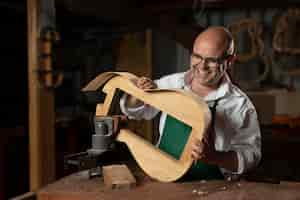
[
  {"left": 135, "top": 77, "right": 157, "bottom": 90},
  {"left": 125, "top": 77, "right": 157, "bottom": 107}
]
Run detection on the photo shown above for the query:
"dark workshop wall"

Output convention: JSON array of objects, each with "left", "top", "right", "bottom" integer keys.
[
  {"left": 194, "top": 8, "right": 289, "bottom": 90},
  {"left": 152, "top": 7, "right": 300, "bottom": 91},
  {"left": 0, "top": 6, "right": 27, "bottom": 127},
  {"left": 0, "top": 1, "right": 29, "bottom": 199}
]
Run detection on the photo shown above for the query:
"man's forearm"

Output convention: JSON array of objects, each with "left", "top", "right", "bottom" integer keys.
[{"left": 125, "top": 96, "right": 144, "bottom": 108}]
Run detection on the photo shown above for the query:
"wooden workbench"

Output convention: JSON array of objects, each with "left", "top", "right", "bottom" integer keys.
[{"left": 38, "top": 169, "right": 300, "bottom": 200}]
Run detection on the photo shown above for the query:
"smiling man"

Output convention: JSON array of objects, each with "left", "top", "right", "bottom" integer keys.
[{"left": 120, "top": 26, "right": 261, "bottom": 180}]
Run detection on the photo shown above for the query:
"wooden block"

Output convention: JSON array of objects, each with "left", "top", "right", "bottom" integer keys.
[{"left": 102, "top": 164, "right": 136, "bottom": 189}]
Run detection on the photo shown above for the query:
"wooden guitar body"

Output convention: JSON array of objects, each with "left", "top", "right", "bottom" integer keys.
[{"left": 82, "top": 72, "right": 211, "bottom": 182}]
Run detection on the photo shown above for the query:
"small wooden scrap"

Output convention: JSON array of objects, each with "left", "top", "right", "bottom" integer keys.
[
  {"left": 102, "top": 164, "right": 136, "bottom": 190},
  {"left": 200, "top": 179, "right": 207, "bottom": 184},
  {"left": 9, "top": 191, "right": 36, "bottom": 200},
  {"left": 221, "top": 186, "right": 227, "bottom": 190},
  {"left": 197, "top": 190, "right": 209, "bottom": 196}
]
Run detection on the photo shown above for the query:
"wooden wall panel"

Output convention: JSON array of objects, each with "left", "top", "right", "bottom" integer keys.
[{"left": 115, "top": 30, "right": 153, "bottom": 142}]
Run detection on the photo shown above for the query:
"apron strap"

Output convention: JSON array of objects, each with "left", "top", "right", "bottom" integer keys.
[{"left": 210, "top": 98, "right": 219, "bottom": 128}]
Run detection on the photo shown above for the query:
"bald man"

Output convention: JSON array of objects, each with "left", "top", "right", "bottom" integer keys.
[{"left": 120, "top": 26, "right": 261, "bottom": 180}]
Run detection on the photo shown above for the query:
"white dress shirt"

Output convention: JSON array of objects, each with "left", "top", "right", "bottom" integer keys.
[{"left": 120, "top": 71, "right": 261, "bottom": 175}]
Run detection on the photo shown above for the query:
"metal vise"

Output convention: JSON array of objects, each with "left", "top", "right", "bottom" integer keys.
[
  {"left": 64, "top": 115, "right": 128, "bottom": 178},
  {"left": 87, "top": 116, "right": 114, "bottom": 156}
]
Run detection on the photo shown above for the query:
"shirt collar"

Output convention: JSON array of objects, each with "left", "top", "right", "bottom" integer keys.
[
  {"left": 205, "top": 73, "right": 231, "bottom": 101},
  {"left": 183, "top": 71, "right": 238, "bottom": 102}
]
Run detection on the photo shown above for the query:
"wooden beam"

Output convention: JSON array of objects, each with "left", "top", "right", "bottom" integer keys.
[{"left": 27, "top": 0, "right": 56, "bottom": 191}]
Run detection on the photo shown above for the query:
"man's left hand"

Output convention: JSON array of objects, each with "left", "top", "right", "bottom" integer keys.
[{"left": 191, "top": 127, "right": 217, "bottom": 165}]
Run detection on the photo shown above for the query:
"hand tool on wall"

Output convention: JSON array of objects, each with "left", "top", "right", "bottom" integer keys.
[{"left": 38, "top": 26, "right": 63, "bottom": 89}]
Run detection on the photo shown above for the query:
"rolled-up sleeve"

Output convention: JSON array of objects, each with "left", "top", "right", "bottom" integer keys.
[
  {"left": 229, "top": 107, "right": 262, "bottom": 174},
  {"left": 119, "top": 93, "right": 160, "bottom": 120},
  {"left": 119, "top": 73, "right": 186, "bottom": 120}
]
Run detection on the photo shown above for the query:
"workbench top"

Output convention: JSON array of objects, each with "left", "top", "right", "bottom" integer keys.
[{"left": 38, "top": 170, "right": 300, "bottom": 200}]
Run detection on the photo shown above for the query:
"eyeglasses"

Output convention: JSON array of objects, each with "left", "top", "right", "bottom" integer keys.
[{"left": 191, "top": 52, "right": 229, "bottom": 69}]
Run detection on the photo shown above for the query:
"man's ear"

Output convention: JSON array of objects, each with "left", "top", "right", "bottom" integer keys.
[{"left": 226, "top": 54, "right": 237, "bottom": 66}]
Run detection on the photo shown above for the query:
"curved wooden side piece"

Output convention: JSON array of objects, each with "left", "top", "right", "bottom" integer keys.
[
  {"left": 228, "top": 18, "right": 264, "bottom": 63},
  {"left": 273, "top": 8, "right": 300, "bottom": 54},
  {"left": 82, "top": 72, "right": 211, "bottom": 182}
]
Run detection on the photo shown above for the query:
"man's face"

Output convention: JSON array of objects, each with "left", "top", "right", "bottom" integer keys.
[{"left": 191, "top": 39, "right": 228, "bottom": 87}]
